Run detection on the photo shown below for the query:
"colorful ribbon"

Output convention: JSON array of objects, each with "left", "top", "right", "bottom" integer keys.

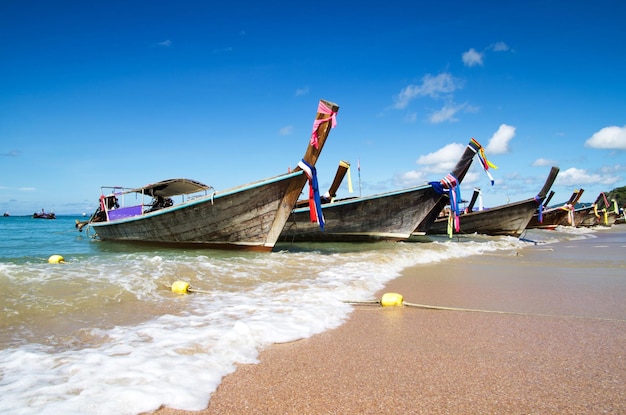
[
  {"left": 310, "top": 101, "right": 337, "bottom": 149},
  {"left": 430, "top": 174, "right": 461, "bottom": 237},
  {"left": 558, "top": 204, "right": 575, "bottom": 225},
  {"left": 342, "top": 160, "right": 353, "bottom": 194},
  {"left": 534, "top": 195, "right": 543, "bottom": 223},
  {"left": 599, "top": 193, "right": 611, "bottom": 224},
  {"left": 298, "top": 159, "right": 325, "bottom": 230},
  {"left": 469, "top": 138, "right": 497, "bottom": 185},
  {"left": 567, "top": 206, "right": 574, "bottom": 225}
]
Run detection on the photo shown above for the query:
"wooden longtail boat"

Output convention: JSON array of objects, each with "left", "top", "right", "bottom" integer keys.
[
  {"left": 574, "top": 204, "right": 598, "bottom": 227},
  {"left": 423, "top": 166, "right": 560, "bottom": 237},
  {"left": 76, "top": 99, "right": 339, "bottom": 251},
  {"left": 575, "top": 193, "right": 620, "bottom": 227},
  {"left": 602, "top": 212, "right": 620, "bottom": 226},
  {"left": 278, "top": 138, "right": 483, "bottom": 243},
  {"left": 33, "top": 210, "right": 56, "bottom": 219},
  {"left": 556, "top": 189, "right": 585, "bottom": 226},
  {"left": 526, "top": 188, "right": 584, "bottom": 229},
  {"left": 596, "top": 196, "right": 621, "bottom": 227}
]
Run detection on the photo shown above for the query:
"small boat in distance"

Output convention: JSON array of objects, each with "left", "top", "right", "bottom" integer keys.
[
  {"left": 2, "top": 212, "right": 9, "bottom": 217},
  {"left": 76, "top": 99, "right": 339, "bottom": 251},
  {"left": 33, "top": 209, "right": 56, "bottom": 219}
]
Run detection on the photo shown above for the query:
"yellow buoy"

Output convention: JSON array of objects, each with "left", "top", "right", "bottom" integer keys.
[
  {"left": 171, "top": 280, "right": 191, "bottom": 294},
  {"left": 48, "top": 255, "right": 65, "bottom": 264},
  {"left": 380, "top": 292, "right": 404, "bottom": 307}
]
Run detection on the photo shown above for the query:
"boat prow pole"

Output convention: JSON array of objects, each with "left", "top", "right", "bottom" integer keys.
[
  {"left": 326, "top": 160, "right": 350, "bottom": 200},
  {"left": 571, "top": 188, "right": 585, "bottom": 205},
  {"left": 536, "top": 166, "right": 560, "bottom": 201},
  {"left": 265, "top": 99, "right": 340, "bottom": 245}
]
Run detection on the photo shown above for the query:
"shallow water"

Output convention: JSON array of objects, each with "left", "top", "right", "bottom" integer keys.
[{"left": 0, "top": 215, "right": 616, "bottom": 414}]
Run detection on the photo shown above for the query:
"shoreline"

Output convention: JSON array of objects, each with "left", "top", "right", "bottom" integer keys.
[{"left": 152, "top": 227, "right": 626, "bottom": 414}]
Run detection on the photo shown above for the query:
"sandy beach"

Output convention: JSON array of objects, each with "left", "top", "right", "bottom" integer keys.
[{"left": 152, "top": 227, "right": 626, "bottom": 415}]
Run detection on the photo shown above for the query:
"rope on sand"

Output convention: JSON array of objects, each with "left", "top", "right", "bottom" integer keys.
[
  {"left": 344, "top": 293, "right": 626, "bottom": 323},
  {"left": 165, "top": 285, "right": 624, "bottom": 323}
]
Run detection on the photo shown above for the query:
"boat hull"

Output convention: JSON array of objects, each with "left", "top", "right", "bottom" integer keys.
[
  {"left": 598, "top": 212, "right": 619, "bottom": 227},
  {"left": 90, "top": 172, "right": 305, "bottom": 251},
  {"left": 526, "top": 207, "right": 571, "bottom": 229},
  {"left": 280, "top": 186, "right": 440, "bottom": 242},
  {"left": 33, "top": 213, "right": 56, "bottom": 219},
  {"left": 573, "top": 207, "right": 618, "bottom": 227},
  {"left": 571, "top": 206, "right": 595, "bottom": 227},
  {"left": 426, "top": 198, "right": 540, "bottom": 237}
]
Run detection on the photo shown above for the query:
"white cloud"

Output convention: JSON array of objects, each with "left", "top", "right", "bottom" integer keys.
[
  {"left": 397, "top": 142, "right": 493, "bottom": 188},
  {"left": 557, "top": 167, "right": 601, "bottom": 185},
  {"left": 417, "top": 142, "right": 465, "bottom": 172},
  {"left": 463, "top": 42, "right": 512, "bottom": 68},
  {"left": 490, "top": 42, "right": 510, "bottom": 52},
  {"left": 486, "top": 124, "right": 515, "bottom": 154},
  {"left": 532, "top": 158, "right": 557, "bottom": 167},
  {"left": 557, "top": 167, "right": 621, "bottom": 186},
  {"left": 157, "top": 40, "right": 172, "bottom": 47},
  {"left": 585, "top": 125, "right": 626, "bottom": 150},
  {"left": 429, "top": 103, "right": 466, "bottom": 123},
  {"left": 295, "top": 86, "right": 309, "bottom": 96},
  {"left": 397, "top": 142, "right": 469, "bottom": 187},
  {"left": 395, "top": 170, "right": 429, "bottom": 187},
  {"left": 458, "top": 170, "right": 482, "bottom": 186},
  {"left": 462, "top": 48, "right": 483, "bottom": 67},
  {"left": 279, "top": 125, "right": 293, "bottom": 136},
  {"left": 393, "top": 73, "right": 460, "bottom": 109},
  {"left": 599, "top": 164, "right": 625, "bottom": 174}
]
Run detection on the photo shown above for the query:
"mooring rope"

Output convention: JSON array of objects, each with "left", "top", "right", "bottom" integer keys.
[
  {"left": 343, "top": 297, "right": 626, "bottom": 323},
  {"left": 164, "top": 282, "right": 624, "bottom": 323}
]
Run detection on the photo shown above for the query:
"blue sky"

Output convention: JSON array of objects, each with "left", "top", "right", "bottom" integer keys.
[{"left": 2, "top": 0, "right": 625, "bottom": 216}]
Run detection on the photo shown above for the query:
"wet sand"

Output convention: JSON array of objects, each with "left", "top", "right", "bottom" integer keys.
[{"left": 152, "top": 227, "right": 626, "bottom": 414}]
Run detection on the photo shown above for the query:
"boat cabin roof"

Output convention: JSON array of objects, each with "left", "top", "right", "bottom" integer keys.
[{"left": 128, "top": 178, "right": 212, "bottom": 198}]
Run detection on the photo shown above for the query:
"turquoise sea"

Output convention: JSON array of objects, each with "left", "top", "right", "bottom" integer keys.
[{"left": 0, "top": 215, "right": 616, "bottom": 414}]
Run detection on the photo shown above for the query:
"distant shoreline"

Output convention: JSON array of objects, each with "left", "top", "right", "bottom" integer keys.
[{"left": 0, "top": 214, "right": 87, "bottom": 217}]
